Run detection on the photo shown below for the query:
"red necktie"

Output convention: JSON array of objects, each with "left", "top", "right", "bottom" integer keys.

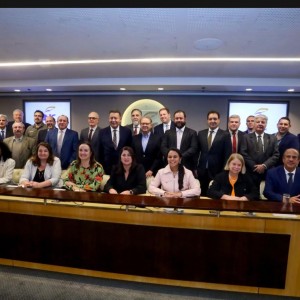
[
  {"left": 232, "top": 132, "right": 237, "bottom": 153},
  {"left": 134, "top": 126, "right": 138, "bottom": 135}
]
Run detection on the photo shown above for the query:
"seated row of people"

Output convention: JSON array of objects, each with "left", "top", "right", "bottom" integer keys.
[{"left": 0, "top": 139, "right": 299, "bottom": 204}]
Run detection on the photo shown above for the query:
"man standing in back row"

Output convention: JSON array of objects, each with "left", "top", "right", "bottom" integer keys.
[{"left": 197, "top": 110, "right": 231, "bottom": 196}]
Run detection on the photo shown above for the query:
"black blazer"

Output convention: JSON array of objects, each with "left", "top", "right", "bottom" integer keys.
[
  {"left": 207, "top": 170, "right": 259, "bottom": 200},
  {"left": 131, "top": 132, "right": 163, "bottom": 175},
  {"left": 79, "top": 126, "right": 101, "bottom": 161},
  {"left": 0, "top": 126, "right": 9, "bottom": 141},
  {"left": 153, "top": 121, "right": 176, "bottom": 137},
  {"left": 226, "top": 130, "right": 245, "bottom": 154},
  {"left": 161, "top": 126, "right": 198, "bottom": 172},
  {"left": 197, "top": 128, "right": 231, "bottom": 179},
  {"left": 98, "top": 126, "right": 132, "bottom": 175},
  {"left": 103, "top": 163, "right": 146, "bottom": 194}
]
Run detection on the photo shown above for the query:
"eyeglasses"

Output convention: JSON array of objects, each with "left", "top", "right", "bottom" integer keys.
[{"left": 88, "top": 117, "right": 98, "bottom": 120}]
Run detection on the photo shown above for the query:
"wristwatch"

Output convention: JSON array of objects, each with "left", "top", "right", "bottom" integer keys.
[{"left": 129, "top": 190, "right": 134, "bottom": 195}]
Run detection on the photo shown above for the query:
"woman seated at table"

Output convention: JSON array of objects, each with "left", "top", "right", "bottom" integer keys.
[
  {"left": 19, "top": 142, "right": 62, "bottom": 188},
  {"left": 0, "top": 141, "right": 15, "bottom": 184},
  {"left": 63, "top": 142, "right": 104, "bottom": 192},
  {"left": 148, "top": 148, "right": 200, "bottom": 197},
  {"left": 104, "top": 146, "right": 146, "bottom": 195},
  {"left": 207, "top": 153, "right": 259, "bottom": 201}
]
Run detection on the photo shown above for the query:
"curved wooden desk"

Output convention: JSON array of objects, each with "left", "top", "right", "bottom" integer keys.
[{"left": 0, "top": 186, "right": 299, "bottom": 297}]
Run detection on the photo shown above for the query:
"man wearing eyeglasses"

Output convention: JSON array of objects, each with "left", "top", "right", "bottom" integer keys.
[{"left": 79, "top": 112, "right": 101, "bottom": 161}]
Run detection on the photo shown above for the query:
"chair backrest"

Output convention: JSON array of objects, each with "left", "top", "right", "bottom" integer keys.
[{"left": 260, "top": 180, "right": 267, "bottom": 200}]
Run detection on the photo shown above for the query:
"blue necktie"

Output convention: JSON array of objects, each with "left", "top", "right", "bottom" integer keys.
[{"left": 287, "top": 173, "right": 293, "bottom": 193}]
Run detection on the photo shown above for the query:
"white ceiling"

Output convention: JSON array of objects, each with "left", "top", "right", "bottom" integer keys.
[{"left": 1, "top": 8, "right": 300, "bottom": 95}]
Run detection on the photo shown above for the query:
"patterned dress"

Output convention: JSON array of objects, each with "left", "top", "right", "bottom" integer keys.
[{"left": 63, "top": 161, "right": 104, "bottom": 192}]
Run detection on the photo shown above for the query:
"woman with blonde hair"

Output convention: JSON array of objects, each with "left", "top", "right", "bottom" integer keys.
[{"left": 207, "top": 153, "right": 259, "bottom": 200}]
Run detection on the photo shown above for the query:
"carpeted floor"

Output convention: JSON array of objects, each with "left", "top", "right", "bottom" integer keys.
[{"left": 0, "top": 265, "right": 298, "bottom": 300}]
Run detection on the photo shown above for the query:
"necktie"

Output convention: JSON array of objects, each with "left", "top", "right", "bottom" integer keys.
[
  {"left": 177, "top": 129, "right": 183, "bottom": 149},
  {"left": 57, "top": 130, "right": 64, "bottom": 156},
  {"left": 287, "top": 173, "right": 293, "bottom": 193},
  {"left": 165, "top": 124, "right": 169, "bottom": 132},
  {"left": 207, "top": 130, "right": 214, "bottom": 149},
  {"left": 232, "top": 132, "right": 237, "bottom": 153},
  {"left": 133, "top": 126, "right": 138, "bottom": 135},
  {"left": 1, "top": 130, "right": 4, "bottom": 140},
  {"left": 88, "top": 128, "right": 93, "bottom": 142},
  {"left": 257, "top": 135, "right": 263, "bottom": 152},
  {"left": 112, "top": 129, "right": 117, "bottom": 149}
]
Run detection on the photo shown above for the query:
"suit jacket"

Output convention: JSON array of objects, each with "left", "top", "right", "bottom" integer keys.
[
  {"left": 131, "top": 132, "right": 163, "bottom": 175},
  {"left": 6, "top": 121, "right": 31, "bottom": 138},
  {"left": 161, "top": 126, "right": 198, "bottom": 172},
  {"left": 207, "top": 170, "right": 259, "bottom": 200},
  {"left": 79, "top": 126, "right": 101, "bottom": 161},
  {"left": 3, "top": 136, "right": 36, "bottom": 168},
  {"left": 240, "top": 132, "right": 279, "bottom": 171},
  {"left": 197, "top": 128, "right": 231, "bottom": 179},
  {"left": 0, "top": 126, "right": 9, "bottom": 141},
  {"left": 153, "top": 121, "right": 176, "bottom": 137},
  {"left": 276, "top": 132, "right": 299, "bottom": 166},
  {"left": 126, "top": 123, "right": 141, "bottom": 135},
  {"left": 263, "top": 166, "right": 300, "bottom": 201},
  {"left": 98, "top": 126, "right": 132, "bottom": 175},
  {"left": 226, "top": 130, "right": 245, "bottom": 154},
  {"left": 45, "top": 128, "right": 79, "bottom": 169}
]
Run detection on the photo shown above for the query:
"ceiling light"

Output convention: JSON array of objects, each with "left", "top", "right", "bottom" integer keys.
[
  {"left": 288, "top": 89, "right": 295, "bottom": 92},
  {"left": 245, "top": 88, "right": 253, "bottom": 91},
  {"left": 120, "top": 88, "right": 126, "bottom": 91},
  {"left": 158, "top": 88, "right": 164, "bottom": 90},
  {"left": 46, "top": 88, "right": 52, "bottom": 92},
  {"left": 14, "top": 89, "right": 21, "bottom": 92}
]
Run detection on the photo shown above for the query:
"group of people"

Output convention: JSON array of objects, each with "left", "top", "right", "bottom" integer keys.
[{"left": 0, "top": 106, "right": 299, "bottom": 204}]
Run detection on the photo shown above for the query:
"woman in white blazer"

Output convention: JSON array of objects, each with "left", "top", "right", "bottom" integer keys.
[
  {"left": 19, "top": 142, "right": 62, "bottom": 188},
  {"left": 0, "top": 141, "right": 15, "bottom": 184}
]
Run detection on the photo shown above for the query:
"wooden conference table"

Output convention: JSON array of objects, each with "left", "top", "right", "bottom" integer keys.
[{"left": 0, "top": 186, "right": 299, "bottom": 297}]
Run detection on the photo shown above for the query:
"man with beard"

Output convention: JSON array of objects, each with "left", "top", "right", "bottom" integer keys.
[
  {"left": 25, "top": 110, "right": 47, "bottom": 142},
  {"left": 161, "top": 110, "right": 198, "bottom": 175},
  {"left": 197, "top": 110, "right": 231, "bottom": 196},
  {"left": 126, "top": 108, "right": 142, "bottom": 136}
]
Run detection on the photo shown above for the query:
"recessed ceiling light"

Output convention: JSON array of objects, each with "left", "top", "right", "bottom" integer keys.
[
  {"left": 288, "top": 88, "right": 295, "bottom": 92},
  {"left": 120, "top": 88, "right": 126, "bottom": 91},
  {"left": 158, "top": 87, "right": 164, "bottom": 91},
  {"left": 245, "top": 88, "right": 253, "bottom": 91},
  {"left": 46, "top": 88, "right": 52, "bottom": 92},
  {"left": 14, "top": 89, "right": 21, "bottom": 92}
]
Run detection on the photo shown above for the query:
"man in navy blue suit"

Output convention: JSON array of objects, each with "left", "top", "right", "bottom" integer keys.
[
  {"left": 98, "top": 110, "right": 132, "bottom": 175},
  {"left": 274, "top": 117, "right": 299, "bottom": 166},
  {"left": 264, "top": 148, "right": 300, "bottom": 203},
  {"left": 153, "top": 107, "right": 175, "bottom": 137},
  {"left": 45, "top": 115, "right": 79, "bottom": 170}
]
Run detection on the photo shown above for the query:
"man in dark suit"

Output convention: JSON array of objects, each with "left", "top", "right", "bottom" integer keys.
[
  {"left": 98, "top": 110, "right": 132, "bottom": 175},
  {"left": 227, "top": 114, "right": 245, "bottom": 154},
  {"left": 153, "top": 107, "right": 175, "bottom": 137},
  {"left": 79, "top": 111, "right": 101, "bottom": 161},
  {"left": 240, "top": 114, "right": 279, "bottom": 188},
  {"left": 37, "top": 116, "right": 56, "bottom": 144},
  {"left": 161, "top": 110, "right": 198, "bottom": 174},
  {"left": 197, "top": 110, "right": 231, "bottom": 196},
  {"left": 6, "top": 109, "right": 31, "bottom": 137},
  {"left": 264, "top": 148, "right": 300, "bottom": 203},
  {"left": 132, "top": 116, "right": 162, "bottom": 178},
  {"left": 45, "top": 115, "right": 79, "bottom": 169},
  {"left": 274, "top": 117, "right": 299, "bottom": 166},
  {"left": 0, "top": 114, "right": 9, "bottom": 141},
  {"left": 125, "top": 108, "right": 142, "bottom": 135},
  {"left": 244, "top": 115, "right": 255, "bottom": 134}
]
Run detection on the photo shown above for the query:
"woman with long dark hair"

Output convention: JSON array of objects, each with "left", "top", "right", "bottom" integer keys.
[
  {"left": 0, "top": 141, "right": 15, "bottom": 184},
  {"left": 63, "top": 142, "right": 104, "bottom": 192},
  {"left": 148, "top": 148, "right": 200, "bottom": 197},
  {"left": 19, "top": 142, "right": 61, "bottom": 188},
  {"left": 104, "top": 146, "right": 146, "bottom": 195}
]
